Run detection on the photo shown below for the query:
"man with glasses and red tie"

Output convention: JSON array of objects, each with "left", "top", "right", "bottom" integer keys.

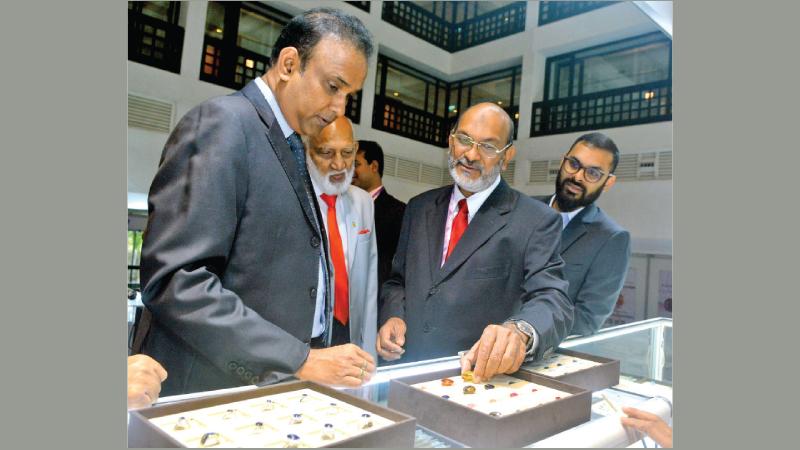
[
  {"left": 535, "top": 132, "right": 631, "bottom": 336},
  {"left": 377, "top": 103, "right": 573, "bottom": 382}
]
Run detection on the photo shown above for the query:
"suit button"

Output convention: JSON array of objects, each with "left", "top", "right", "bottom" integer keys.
[
  {"left": 236, "top": 367, "right": 245, "bottom": 376},
  {"left": 309, "top": 287, "right": 317, "bottom": 298},
  {"left": 423, "top": 323, "right": 432, "bottom": 333},
  {"left": 428, "top": 287, "right": 439, "bottom": 296},
  {"left": 226, "top": 361, "right": 237, "bottom": 371},
  {"left": 311, "top": 236, "right": 320, "bottom": 248},
  {"left": 244, "top": 370, "right": 253, "bottom": 380}
]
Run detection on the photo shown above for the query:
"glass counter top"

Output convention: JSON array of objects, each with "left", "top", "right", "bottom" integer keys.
[{"left": 151, "top": 318, "right": 673, "bottom": 447}]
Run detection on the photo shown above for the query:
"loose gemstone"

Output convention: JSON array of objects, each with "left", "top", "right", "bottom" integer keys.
[
  {"left": 463, "top": 385, "right": 476, "bottom": 394},
  {"left": 441, "top": 378, "right": 454, "bottom": 386},
  {"left": 510, "top": 392, "right": 519, "bottom": 397},
  {"left": 461, "top": 371, "right": 474, "bottom": 382},
  {"left": 484, "top": 384, "right": 495, "bottom": 390},
  {"left": 441, "top": 395, "right": 450, "bottom": 399},
  {"left": 489, "top": 411, "right": 502, "bottom": 417}
]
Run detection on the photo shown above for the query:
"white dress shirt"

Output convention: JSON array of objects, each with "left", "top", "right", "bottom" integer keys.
[
  {"left": 440, "top": 175, "right": 502, "bottom": 266},
  {"left": 549, "top": 195, "right": 585, "bottom": 230},
  {"left": 255, "top": 77, "right": 328, "bottom": 338}
]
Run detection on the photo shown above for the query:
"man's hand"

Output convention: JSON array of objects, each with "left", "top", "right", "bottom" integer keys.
[
  {"left": 127, "top": 354, "right": 168, "bottom": 410},
  {"left": 295, "top": 344, "right": 376, "bottom": 387},
  {"left": 376, "top": 317, "right": 407, "bottom": 361},
  {"left": 460, "top": 324, "right": 526, "bottom": 383},
  {"left": 620, "top": 407, "right": 673, "bottom": 448}
]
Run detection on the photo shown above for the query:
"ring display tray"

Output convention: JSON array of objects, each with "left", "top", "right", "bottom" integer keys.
[
  {"left": 520, "top": 348, "right": 620, "bottom": 391},
  {"left": 387, "top": 367, "right": 591, "bottom": 448},
  {"left": 129, "top": 380, "right": 415, "bottom": 448}
]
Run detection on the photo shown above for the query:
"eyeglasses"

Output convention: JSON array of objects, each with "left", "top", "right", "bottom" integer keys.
[
  {"left": 562, "top": 156, "right": 611, "bottom": 183},
  {"left": 450, "top": 133, "right": 512, "bottom": 159}
]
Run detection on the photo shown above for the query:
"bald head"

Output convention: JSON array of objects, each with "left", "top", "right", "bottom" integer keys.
[
  {"left": 455, "top": 102, "right": 515, "bottom": 147},
  {"left": 309, "top": 116, "right": 354, "bottom": 148}
]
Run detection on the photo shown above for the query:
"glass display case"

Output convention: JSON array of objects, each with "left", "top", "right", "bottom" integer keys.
[{"left": 146, "top": 318, "right": 673, "bottom": 447}]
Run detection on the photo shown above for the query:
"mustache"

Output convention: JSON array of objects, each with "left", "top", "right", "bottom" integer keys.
[
  {"left": 563, "top": 178, "right": 585, "bottom": 192},
  {"left": 453, "top": 155, "right": 484, "bottom": 171}
]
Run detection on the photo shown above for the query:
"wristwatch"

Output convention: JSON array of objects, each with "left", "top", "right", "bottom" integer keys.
[{"left": 504, "top": 319, "right": 537, "bottom": 357}]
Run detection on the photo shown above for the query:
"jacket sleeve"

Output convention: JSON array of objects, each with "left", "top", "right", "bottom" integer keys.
[
  {"left": 509, "top": 210, "right": 574, "bottom": 360},
  {"left": 140, "top": 100, "right": 310, "bottom": 384},
  {"left": 570, "top": 230, "right": 631, "bottom": 335}
]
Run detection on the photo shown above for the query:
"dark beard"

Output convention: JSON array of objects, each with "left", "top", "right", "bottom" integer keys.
[{"left": 555, "top": 172, "right": 603, "bottom": 212}]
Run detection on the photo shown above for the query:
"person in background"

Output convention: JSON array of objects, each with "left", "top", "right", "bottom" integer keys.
[
  {"left": 535, "top": 132, "right": 630, "bottom": 335},
  {"left": 304, "top": 116, "right": 378, "bottom": 360},
  {"left": 621, "top": 406, "right": 673, "bottom": 448},
  {"left": 350, "top": 140, "right": 406, "bottom": 315}
]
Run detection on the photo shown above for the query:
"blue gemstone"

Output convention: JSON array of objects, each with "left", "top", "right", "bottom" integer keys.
[{"left": 442, "top": 395, "right": 450, "bottom": 399}]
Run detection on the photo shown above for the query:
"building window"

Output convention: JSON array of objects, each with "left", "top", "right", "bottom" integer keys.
[
  {"left": 538, "top": 1, "right": 617, "bottom": 26},
  {"left": 382, "top": 1, "right": 526, "bottom": 52},
  {"left": 532, "top": 32, "right": 672, "bottom": 137},
  {"left": 128, "top": 1, "right": 184, "bottom": 73},
  {"left": 374, "top": 55, "right": 521, "bottom": 147},
  {"left": 345, "top": 1, "right": 371, "bottom": 13},
  {"left": 200, "top": 2, "right": 362, "bottom": 123}
]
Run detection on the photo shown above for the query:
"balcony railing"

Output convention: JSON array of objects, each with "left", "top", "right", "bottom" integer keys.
[
  {"left": 452, "top": 2, "right": 527, "bottom": 50},
  {"left": 374, "top": 96, "right": 450, "bottom": 147},
  {"left": 538, "top": 1, "right": 617, "bottom": 26},
  {"left": 530, "top": 80, "right": 672, "bottom": 137},
  {"left": 382, "top": 1, "right": 526, "bottom": 52},
  {"left": 128, "top": 10, "right": 184, "bottom": 74}
]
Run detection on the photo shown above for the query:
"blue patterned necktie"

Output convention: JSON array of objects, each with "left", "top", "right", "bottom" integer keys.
[{"left": 286, "top": 132, "right": 310, "bottom": 181}]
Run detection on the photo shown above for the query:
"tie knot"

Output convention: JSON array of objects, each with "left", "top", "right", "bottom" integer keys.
[
  {"left": 457, "top": 198, "right": 468, "bottom": 215},
  {"left": 321, "top": 193, "right": 337, "bottom": 208}
]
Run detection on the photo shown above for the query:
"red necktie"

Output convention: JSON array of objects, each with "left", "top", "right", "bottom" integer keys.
[
  {"left": 320, "top": 194, "right": 349, "bottom": 325},
  {"left": 445, "top": 199, "right": 469, "bottom": 262}
]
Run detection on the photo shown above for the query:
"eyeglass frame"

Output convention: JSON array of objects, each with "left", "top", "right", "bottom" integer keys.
[
  {"left": 561, "top": 155, "right": 615, "bottom": 184},
  {"left": 450, "top": 132, "right": 513, "bottom": 159}
]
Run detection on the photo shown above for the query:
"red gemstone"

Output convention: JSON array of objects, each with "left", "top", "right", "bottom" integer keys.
[
  {"left": 555, "top": 396, "right": 561, "bottom": 399},
  {"left": 510, "top": 392, "right": 518, "bottom": 397}
]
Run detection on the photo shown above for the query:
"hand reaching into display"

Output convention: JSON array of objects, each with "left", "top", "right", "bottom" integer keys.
[
  {"left": 376, "top": 317, "right": 407, "bottom": 361},
  {"left": 127, "top": 354, "right": 168, "bottom": 410},
  {"left": 295, "top": 344, "right": 376, "bottom": 387},
  {"left": 620, "top": 406, "right": 673, "bottom": 448},
  {"left": 460, "top": 323, "right": 527, "bottom": 383}
]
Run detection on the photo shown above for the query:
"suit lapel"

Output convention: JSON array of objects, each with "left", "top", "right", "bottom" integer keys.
[
  {"left": 435, "top": 181, "right": 514, "bottom": 285},
  {"left": 560, "top": 203, "right": 597, "bottom": 253},
  {"left": 342, "top": 191, "right": 358, "bottom": 272},
  {"left": 426, "top": 188, "right": 451, "bottom": 283},
  {"left": 240, "top": 81, "right": 319, "bottom": 234}
]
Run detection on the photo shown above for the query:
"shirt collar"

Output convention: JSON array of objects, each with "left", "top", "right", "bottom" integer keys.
[
  {"left": 450, "top": 175, "right": 502, "bottom": 221},
  {"left": 549, "top": 195, "right": 585, "bottom": 230},
  {"left": 369, "top": 185, "right": 384, "bottom": 200},
  {"left": 254, "top": 77, "right": 294, "bottom": 139}
]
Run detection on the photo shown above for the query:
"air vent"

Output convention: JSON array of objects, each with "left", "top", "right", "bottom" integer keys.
[
  {"left": 528, "top": 151, "right": 673, "bottom": 183},
  {"left": 396, "top": 158, "right": 421, "bottom": 182},
  {"left": 128, "top": 93, "right": 173, "bottom": 133},
  {"left": 383, "top": 155, "right": 398, "bottom": 177},
  {"left": 501, "top": 160, "right": 516, "bottom": 185},
  {"left": 657, "top": 151, "right": 672, "bottom": 178},
  {"left": 420, "top": 163, "right": 443, "bottom": 185}
]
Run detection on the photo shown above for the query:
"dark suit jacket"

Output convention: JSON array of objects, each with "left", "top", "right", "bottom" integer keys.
[
  {"left": 140, "top": 80, "right": 328, "bottom": 395},
  {"left": 535, "top": 196, "right": 631, "bottom": 335},
  {"left": 380, "top": 181, "right": 573, "bottom": 363},
  {"left": 373, "top": 188, "right": 406, "bottom": 311}
]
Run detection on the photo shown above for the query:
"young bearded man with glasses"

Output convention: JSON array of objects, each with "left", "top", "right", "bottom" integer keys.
[
  {"left": 377, "top": 103, "right": 573, "bottom": 381},
  {"left": 535, "top": 132, "right": 631, "bottom": 336}
]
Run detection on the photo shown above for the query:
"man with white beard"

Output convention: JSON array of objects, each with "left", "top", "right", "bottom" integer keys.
[
  {"left": 377, "top": 103, "right": 573, "bottom": 380},
  {"left": 304, "top": 117, "right": 378, "bottom": 360}
]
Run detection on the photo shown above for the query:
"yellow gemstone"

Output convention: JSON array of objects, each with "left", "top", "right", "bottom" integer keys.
[
  {"left": 463, "top": 385, "right": 476, "bottom": 394},
  {"left": 461, "top": 371, "right": 474, "bottom": 382}
]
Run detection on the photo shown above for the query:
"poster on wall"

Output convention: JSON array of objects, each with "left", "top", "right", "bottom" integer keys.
[
  {"left": 658, "top": 270, "right": 672, "bottom": 318},
  {"left": 604, "top": 267, "right": 637, "bottom": 327}
]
